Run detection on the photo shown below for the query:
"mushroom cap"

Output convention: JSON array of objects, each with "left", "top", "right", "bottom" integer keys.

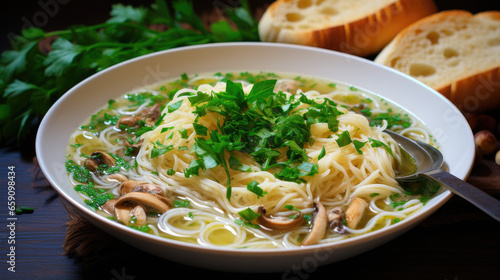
[
  {"left": 302, "top": 201, "right": 327, "bottom": 246},
  {"left": 327, "top": 207, "right": 343, "bottom": 222},
  {"left": 115, "top": 192, "right": 171, "bottom": 214},
  {"left": 140, "top": 103, "right": 162, "bottom": 125},
  {"left": 327, "top": 206, "right": 345, "bottom": 234},
  {"left": 132, "top": 184, "right": 164, "bottom": 196},
  {"left": 125, "top": 135, "right": 143, "bottom": 148},
  {"left": 102, "top": 198, "right": 118, "bottom": 215},
  {"left": 257, "top": 206, "right": 304, "bottom": 231},
  {"left": 116, "top": 116, "right": 140, "bottom": 128},
  {"left": 119, "top": 180, "right": 164, "bottom": 196},
  {"left": 84, "top": 151, "right": 116, "bottom": 172},
  {"left": 119, "top": 180, "right": 147, "bottom": 195}
]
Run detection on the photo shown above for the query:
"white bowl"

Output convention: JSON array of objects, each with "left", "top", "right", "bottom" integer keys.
[{"left": 35, "top": 42, "right": 474, "bottom": 273}]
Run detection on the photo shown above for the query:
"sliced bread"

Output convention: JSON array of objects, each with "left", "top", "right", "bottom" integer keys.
[
  {"left": 375, "top": 10, "right": 500, "bottom": 113},
  {"left": 258, "top": 0, "right": 437, "bottom": 57}
]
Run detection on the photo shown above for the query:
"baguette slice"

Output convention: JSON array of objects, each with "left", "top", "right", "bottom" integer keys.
[
  {"left": 258, "top": 0, "right": 437, "bottom": 57},
  {"left": 375, "top": 10, "right": 500, "bottom": 113}
]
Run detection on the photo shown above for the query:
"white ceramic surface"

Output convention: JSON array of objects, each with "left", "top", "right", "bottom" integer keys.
[{"left": 35, "top": 42, "right": 475, "bottom": 273}]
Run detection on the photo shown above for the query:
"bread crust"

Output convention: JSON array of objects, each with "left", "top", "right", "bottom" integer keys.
[
  {"left": 375, "top": 10, "right": 500, "bottom": 113},
  {"left": 445, "top": 66, "right": 500, "bottom": 113},
  {"left": 258, "top": 0, "right": 437, "bottom": 57}
]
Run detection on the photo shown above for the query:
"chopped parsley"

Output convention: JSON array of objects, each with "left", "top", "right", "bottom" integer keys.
[
  {"left": 129, "top": 225, "right": 151, "bottom": 233},
  {"left": 167, "top": 99, "right": 183, "bottom": 113},
  {"left": 363, "top": 108, "right": 412, "bottom": 129},
  {"left": 399, "top": 177, "right": 441, "bottom": 205},
  {"left": 167, "top": 168, "right": 176, "bottom": 175},
  {"left": 151, "top": 140, "right": 174, "bottom": 158},
  {"left": 284, "top": 205, "right": 301, "bottom": 212},
  {"left": 236, "top": 207, "right": 261, "bottom": 228},
  {"left": 74, "top": 182, "right": 114, "bottom": 210},
  {"left": 185, "top": 79, "right": 348, "bottom": 199},
  {"left": 65, "top": 159, "right": 92, "bottom": 183},
  {"left": 246, "top": 181, "right": 267, "bottom": 197},
  {"left": 318, "top": 146, "right": 326, "bottom": 160},
  {"left": 336, "top": 131, "right": 352, "bottom": 147},
  {"left": 173, "top": 199, "right": 191, "bottom": 208}
]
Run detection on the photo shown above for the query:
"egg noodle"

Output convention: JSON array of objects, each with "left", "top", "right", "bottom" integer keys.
[{"left": 66, "top": 72, "right": 438, "bottom": 249}]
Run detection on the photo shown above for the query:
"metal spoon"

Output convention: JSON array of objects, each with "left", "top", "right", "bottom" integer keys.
[{"left": 385, "top": 130, "right": 500, "bottom": 222}]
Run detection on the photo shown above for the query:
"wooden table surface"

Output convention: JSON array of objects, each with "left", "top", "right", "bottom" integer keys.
[{"left": 1, "top": 1, "right": 500, "bottom": 279}]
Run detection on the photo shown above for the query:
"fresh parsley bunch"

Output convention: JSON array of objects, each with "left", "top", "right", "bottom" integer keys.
[{"left": 0, "top": 0, "right": 259, "bottom": 144}]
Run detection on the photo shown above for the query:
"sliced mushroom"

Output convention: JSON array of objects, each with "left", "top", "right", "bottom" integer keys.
[
  {"left": 114, "top": 192, "right": 171, "bottom": 214},
  {"left": 257, "top": 206, "right": 304, "bottom": 231},
  {"left": 102, "top": 198, "right": 118, "bottom": 215},
  {"left": 302, "top": 201, "right": 327, "bottom": 246},
  {"left": 84, "top": 151, "right": 116, "bottom": 172},
  {"left": 327, "top": 206, "right": 345, "bottom": 234},
  {"left": 345, "top": 197, "right": 368, "bottom": 229},
  {"left": 119, "top": 180, "right": 147, "bottom": 195},
  {"left": 115, "top": 205, "right": 134, "bottom": 225},
  {"left": 132, "top": 184, "right": 164, "bottom": 196},
  {"left": 119, "top": 180, "right": 163, "bottom": 196},
  {"left": 125, "top": 135, "right": 143, "bottom": 148},
  {"left": 105, "top": 173, "right": 128, "bottom": 183},
  {"left": 129, "top": 205, "right": 147, "bottom": 226},
  {"left": 102, "top": 198, "right": 145, "bottom": 226},
  {"left": 140, "top": 103, "right": 162, "bottom": 126},
  {"left": 116, "top": 116, "right": 141, "bottom": 129}
]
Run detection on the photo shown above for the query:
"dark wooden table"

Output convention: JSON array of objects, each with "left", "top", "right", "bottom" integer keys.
[{"left": 1, "top": 1, "right": 500, "bottom": 279}]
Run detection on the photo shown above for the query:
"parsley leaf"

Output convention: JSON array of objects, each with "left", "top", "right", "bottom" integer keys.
[
  {"left": 245, "top": 79, "right": 277, "bottom": 103},
  {"left": 246, "top": 181, "right": 267, "bottom": 197},
  {"left": 107, "top": 4, "right": 148, "bottom": 23},
  {"left": 369, "top": 138, "right": 393, "bottom": 156},
  {"left": 274, "top": 162, "right": 319, "bottom": 183},
  {"left": 238, "top": 207, "right": 260, "bottom": 223},
  {"left": 336, "top": 131, "right": 352, "bottom": 147},
  {"left": 43, "top": 38, "right": 84, "bottom": 77},
  {"left": 167, "top": 99, "right": 183, "bottom": 113},
  {"left": 353, "top": 140, "right": 366, "bottom": 155},
  {"left": 318, "top": 146, "right": 326, "bottom": 160},
  {"left": 1, "top": 41, "right": 37, "bottom": 80},
  {"left": 0, "top": 0, "right": 259, "bottom": 144},
  {"left": 151, "top": 140, "right": 174, "bottom": 158}
]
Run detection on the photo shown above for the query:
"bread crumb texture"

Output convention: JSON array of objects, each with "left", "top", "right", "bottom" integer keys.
[
  {"left": 258, "top": 0, "right": 437, "bottom": 56},
  {"left": 375, "top": 10, "right": 500, "bottom": 112}
]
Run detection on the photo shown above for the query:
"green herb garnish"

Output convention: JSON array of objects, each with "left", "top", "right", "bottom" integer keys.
[
  {"left": 65, "top": 159, "right": 92, "bottom": 183},
  {"left": 246, "top": 181, "right": 267, "bottom": 198},
  {"left": 74, "top": 182, "right": 114, "bottom": 210},
  {"left": 0, "top": 0, "right": 259, "bottom": 144},
  {"left": 238, "top": 207, "right": 260, "bottom": 222},
  {"left": 174, "top": 199, "right": 191, "bottom": 208}
]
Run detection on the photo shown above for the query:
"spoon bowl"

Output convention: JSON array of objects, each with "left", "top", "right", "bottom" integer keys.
[
  {"left": 385, "top": 130, "right": 444, "bottom": 180},
  {"left": 384, "top": 130, "right": 444, "bottom": 180},
  {"left": 385, "top": 130, "right": 500, "bottom": 222}
]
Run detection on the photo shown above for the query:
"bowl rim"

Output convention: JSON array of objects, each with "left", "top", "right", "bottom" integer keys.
[{"left": 35, "top": 42, "right": 473, "bottom": 256}]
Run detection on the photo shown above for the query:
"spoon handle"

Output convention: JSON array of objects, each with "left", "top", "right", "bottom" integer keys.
[{"left": 422, "top": 169, "right": 500, "bottom": 222}]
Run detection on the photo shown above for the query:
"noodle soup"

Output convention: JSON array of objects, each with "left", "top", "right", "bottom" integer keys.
[{"left": 65, "top": 72, "right": 440, "bottom": 248}]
